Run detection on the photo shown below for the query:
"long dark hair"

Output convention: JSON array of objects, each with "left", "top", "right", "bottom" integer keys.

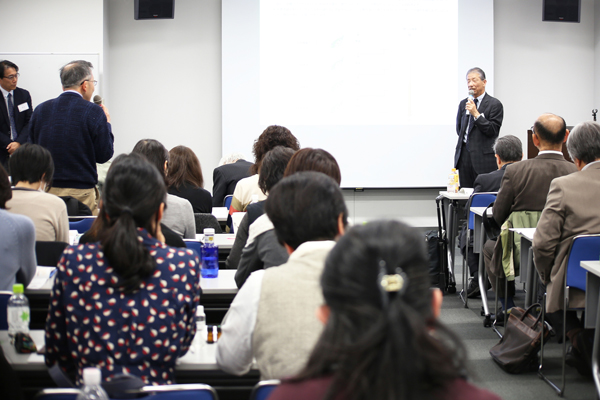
[
  {"left": 97, "top": 153, "right": 167, "bottom": 293},
  {"left": 166, "top": 145, "right": 204, "bottom": 189},
  {"left": 294, "top": 220, "right": 467, "bottom": 400}
]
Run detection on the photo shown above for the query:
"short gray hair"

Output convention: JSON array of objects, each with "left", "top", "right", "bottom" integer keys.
[
  {"left": 219, "top": 152, "right": 246, "bottom": 166},
  {"left": 493, "top": 135, "right": 522, "bottom": 163},
  {"left": 60, "top": 60, "right": 93, "bottom": 88},
  {"left": 466, "top": 67, "right": 486, "bottom": 81},
  {"left": 567, "top": 121, "right": 600, "bottom": 164}
]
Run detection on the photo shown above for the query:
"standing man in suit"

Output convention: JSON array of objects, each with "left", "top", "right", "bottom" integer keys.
[
  {"left": 533, "top": 121, "right": 600, "bottom": 376},
  {"left": 212, "top": 153, "right": 253, "bottom": 207},
  {"left": 30, "top": 60, "right": 113, "bottom": 214},
  {"left": 454, "top": 67, "right": 504, "bottom": 188},
  {"left": 0, "top": 61, "right": 32, "bottom": 168},
  {"left": 465, "top": 135, "right": 522, "bottom": 297},
  {"left": 483, "top": 113, "right": 577, "bottom": 313}
]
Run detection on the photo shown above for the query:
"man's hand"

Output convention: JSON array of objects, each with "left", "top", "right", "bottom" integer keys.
[
  {"left": 7, "top": 142, "right": 21, "bottom": 155},
  {"left": 100, "top": 104, "right": 111, "bottom": 123},
  {"left": 465, "top": 98, "right": 480, "bottom": 119}
]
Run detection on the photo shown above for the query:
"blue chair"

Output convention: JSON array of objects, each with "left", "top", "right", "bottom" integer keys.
[
  {"left": 68, "top": 218, "right": 96, "bottom": 234},
  {"left": 539, "top": 234, "right": 600, "bottom": 396},
  {"left": 0, "top": 291, "right": 12, "bottom": 330},
  {"left": 249, "top": 380, "right": 280, "bottom": 400},
  {"left": 460, "top": 192, "right": 496, "bottom": 308},
  {"left": 35, "top": 384, "right": 219, "bottom": 400},
  {"left": 224, "top": 195, "right": 233, "bottom": 210},
  {"left": 185, "top": 240, "right": 203, "bottom": 260}
]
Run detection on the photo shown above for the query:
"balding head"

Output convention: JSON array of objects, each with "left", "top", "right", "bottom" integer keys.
[{"left": 533, "top": 113, "right": 567, "bottom": 150}]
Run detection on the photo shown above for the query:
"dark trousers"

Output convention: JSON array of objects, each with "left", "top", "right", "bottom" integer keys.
[{"left": 457, "top": 141, "right": 477, "bottom": 188}]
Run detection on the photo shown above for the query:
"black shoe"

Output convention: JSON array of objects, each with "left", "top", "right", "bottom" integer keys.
[
  {"left": 492, "top": 310, "right": 505, "bottom": 327},
  {"left": 566, "top": 345, "right": 592, "bottom": 377},
  {"left": 467, "top": 273, "right": 480, "bottom": 298}
]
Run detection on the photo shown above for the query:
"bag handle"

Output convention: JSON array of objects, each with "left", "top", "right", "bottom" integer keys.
[{"left": 518, "top": 303, "right": 543, "bottom": 328}]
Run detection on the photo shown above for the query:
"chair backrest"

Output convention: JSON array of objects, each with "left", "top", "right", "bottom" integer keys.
[
  {"left": 565, "top": 234, "right": 600, "bottom": 291},
  {"left": 224, "top": 195, "right": 233, "bottom": 210},
  {"left": 468, "top": 192, "right": 497, "bottom": 229},
  {"left": 35, "top": 384, "right": 219, "bottom": 400},
  {"left": 0, "top": 291, "right": 12, "bottom": 330},
  {"left": 68, "top": 218, "right": 96, "bottom": 234},
  {"left": 185, "top": 240, "right": 203, "bottom": 259},
  {"left": 35, "top": 241, "right": 69, "bottom": 267},
  {"left": 249, "top": 380, "right": 280, "bottom": 400},
  {"left": 194, "top": 213, "right": 223, "bottom": 234}
]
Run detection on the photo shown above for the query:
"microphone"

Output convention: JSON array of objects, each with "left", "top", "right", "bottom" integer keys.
[
  {"left": 93, "top": 95, "right": 103, "bottom": 105},
  {"left": 466, "top": 90, "right": 475, "bottom": 115}
]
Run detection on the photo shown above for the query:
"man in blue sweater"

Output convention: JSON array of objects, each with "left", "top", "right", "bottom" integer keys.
[{"left": 30, "top": 60, "right": 113, "bottom": 214}]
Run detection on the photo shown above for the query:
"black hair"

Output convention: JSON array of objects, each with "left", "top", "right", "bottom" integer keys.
[
  {"left": 293, "top": 220, "right": 468, "bottom": 400},
  {"left": 9, "top": 143, "right": 54, "bottom": 187},
  {"left": 250, "top": 125, "right": 300, "bottom": 175},
  {"left": 466, "top": 67, "right": 486, "bottom": 81},
  {"left": 493, "top": 135, "right": 522, "bottom": 163},
  {"left": 131, "top": 139, "right": 169, "bottom": 183},
  {"left": 534, "top": 114, "right": 567, "bottom": 145},
  {"left": 258, "top": 146, "right": 296, "bottom": 195},
  {"left": 265, "top": 171, "right": 347, "bottom": 250},
  {"left": 98, "top": 153, "right": 167, "bottom": 293},
  {"left": 0, "top": 60, "right": 19, "bottom": 78},
  {"left": 0, "top": 164, "right": 12, "bottom": 208}
]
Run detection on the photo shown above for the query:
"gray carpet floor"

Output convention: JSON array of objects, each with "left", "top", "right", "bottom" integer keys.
[{"left": 443, "top": 254, "right": 597, "bottom": 400}]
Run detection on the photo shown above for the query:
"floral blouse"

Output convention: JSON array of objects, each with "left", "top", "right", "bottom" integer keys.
[{"left": 45, "top": 228, "right": 201, "bottom": 386}]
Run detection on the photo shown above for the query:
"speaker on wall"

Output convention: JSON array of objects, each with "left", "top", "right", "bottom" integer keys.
[
  {"left": 543, "top": 0, "right": 580, "bottom": 22},
  {"left": 135, "top": 0, "right": 174, "bottom": 20}
]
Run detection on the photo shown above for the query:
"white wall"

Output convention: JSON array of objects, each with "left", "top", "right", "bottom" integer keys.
[
  {"left": 106, "top": 0, "right": 222, "bottom": 186},
  {"left": 6, "top": 0, "right": 600, "bottom": 227}
]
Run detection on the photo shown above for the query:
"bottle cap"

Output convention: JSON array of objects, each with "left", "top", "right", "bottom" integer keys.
[
  {"left": 203, "top": 228, "right": 215, "bottom": 235},
  {"left": 196, "top": 305, "right": 205, "bottom": 316},
  {"left": 13, "top": 284, "right": 24, "bottom": 294},
  {"left": 82, "top": 367, "right": 102, "bottom": 386}
]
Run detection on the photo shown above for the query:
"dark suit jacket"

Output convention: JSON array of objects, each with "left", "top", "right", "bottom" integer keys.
[
  {"left": 454, "top": 93, "right": 503, "bottom": 175},
  {"left": 212, "top": 159, "right": 253, "bottom": 207},
  {"left": 473, "top": 163, "right": 510, "bottom": 193},
  {"left": 492, "top": 153, "right": 577, "bottom": 225},
  {"left": 0, "top": 87, "right": 32, "bottom": 165}
]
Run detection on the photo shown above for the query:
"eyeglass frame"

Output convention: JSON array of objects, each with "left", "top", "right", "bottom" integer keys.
[
  {"left": 2, "top": 73, "right": 20, "bottom": 81},
  {"left": 80, "top": 79, "right": 98, "bottom": 86}
]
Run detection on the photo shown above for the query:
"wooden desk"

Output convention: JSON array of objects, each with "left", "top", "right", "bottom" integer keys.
[{"left": 579, "top": 260, "right": 600, "bottom": 398}]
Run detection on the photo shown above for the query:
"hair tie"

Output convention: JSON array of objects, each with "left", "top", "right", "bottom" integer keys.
[
  {"left": 378, "top": 260, "right": 409, "bottom": 308},
  {"left": 120, "top": 207, "right": 133, "bottom": 217}
]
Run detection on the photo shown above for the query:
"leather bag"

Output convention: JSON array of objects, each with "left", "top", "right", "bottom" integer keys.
[{"left": 489, "top": 304, "right": 549, "bottom": 373}]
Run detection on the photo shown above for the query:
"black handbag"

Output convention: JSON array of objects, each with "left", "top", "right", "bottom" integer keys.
[{"left": 489, "top": 304, "right": 550, "bottom": 374}]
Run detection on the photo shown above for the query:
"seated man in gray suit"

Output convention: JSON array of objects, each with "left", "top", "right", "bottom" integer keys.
[
  {"left": 465, "top": 135, "right": 522, "bottom": 298},
  {"left": 483, "top": 113, "right": 577, "bottom": 314},
  {"left": 533, "top": 121, "right": 600, "bottom": 376},
  {"left": 216, "top": 171, "right": 347, "bottom": 379}
]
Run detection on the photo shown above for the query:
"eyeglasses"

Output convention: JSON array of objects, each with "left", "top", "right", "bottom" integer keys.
[
  {"left": 80, "top": 79, "right": 98, "bottom": 86},
  {"left": 2, "top": 73, "right": 19, "bottom": 81}
]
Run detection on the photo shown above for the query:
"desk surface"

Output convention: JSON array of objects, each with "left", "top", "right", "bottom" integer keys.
[
  {"left": 26, "top": 268, "right": 238, "bottom": 296},
  {"left": 1, "top": 330, "right": 226, "bottom": 372},
  {"left": 509, "top": 227, "right": 535, "bottom": 241},
  {"left": 581, "top": 260, "right": 600, "bottom": 276},
  {"left": 212, "top": 207, "right": 228, "bottom": 222},
  {"left": 192, "top": 234, "right": 236, "bottom": 250},
  {"left": 439, "top": 190, "right": 471, "bottom": 200}
]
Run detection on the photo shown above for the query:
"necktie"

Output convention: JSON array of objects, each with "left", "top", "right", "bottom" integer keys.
[
  {"left": 465, "top": 97, "right": 479, "bottom": 146},
  {"left": 7, "top": 93, "right": 18, "bottom": 141}
]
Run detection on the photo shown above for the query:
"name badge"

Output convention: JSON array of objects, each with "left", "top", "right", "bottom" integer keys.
[{"left": 18, "top": 103, "right": 29, "bottom": 112}]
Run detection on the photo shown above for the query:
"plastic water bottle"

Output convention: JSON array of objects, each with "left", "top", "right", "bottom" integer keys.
[
  {"left": 201, "top": 228, "right": 219, "bottom": 278},
  {"left": 76, "top": 368, "right": 109, "bottom": 400},
  {"left": 192, "top": 305, "right": 207, "bottom": 349},
  {"left": 7, "top": 284, "right": 30, "bottom": 338},
  {"left": 447, "top": 168, "right": 459, "bottom": 193}
]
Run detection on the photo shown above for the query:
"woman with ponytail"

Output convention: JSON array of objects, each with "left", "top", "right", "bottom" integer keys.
[
  {"left": 45, "top": 153, "right": 201, "bottom": 386},
  {"left": 269, "top": 220, "right": 501, "bottom": 400}
]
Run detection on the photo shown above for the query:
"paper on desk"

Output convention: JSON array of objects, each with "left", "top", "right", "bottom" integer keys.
[{"left": 27, "top": 266, "right": 56, "bottom": 289}]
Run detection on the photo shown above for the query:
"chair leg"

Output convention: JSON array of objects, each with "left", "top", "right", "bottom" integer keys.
[{"left": 538, "top": 293, "right": 566, "bottom": 396}]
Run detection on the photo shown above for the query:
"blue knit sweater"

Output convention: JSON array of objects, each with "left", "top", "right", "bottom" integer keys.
[{"left": 30, "top": 92, "right": 114, "bottom": 188}]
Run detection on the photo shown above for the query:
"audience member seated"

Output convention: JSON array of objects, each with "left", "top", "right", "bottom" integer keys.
[
  {"left": 483, "top": 113, "right": 576, "bottom": 315},
  {"left": 235, "top": 148, "right": 341, "bottom": 288},
  {"left": 0, "top": 164, "right": 35, "bottom": 291},
  {"left": 269, "top": 220, "right": 501, "bottom": 400},
  {"left": 216, "top": 171, "right": 347, "bottom": 379},
  {"left": 6, "top": 143, "right": 69, "bottom": 243},
  {"left": 463, "top": 135, "right": 522, "bottom": 298},
  {"left": 234, "top": 146, "right": 296, "bottom": 287},
  {"left": 228, "top": 125, "right": 300, "bottom": 215},
  {"left": 132, "top": 139, "right": 195, "bottom": 238},
  {"left": 45, "top": 153, "right": 201, "bottom": 386},
  {"left": 167, "top": 145, "right": 212, "bottom": 213},
  {"left": 533, "top": 121, "right": 600, "bottom": 376},
  {"left": 212, "top": 153, "right": 253, "bottom": 207}
]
